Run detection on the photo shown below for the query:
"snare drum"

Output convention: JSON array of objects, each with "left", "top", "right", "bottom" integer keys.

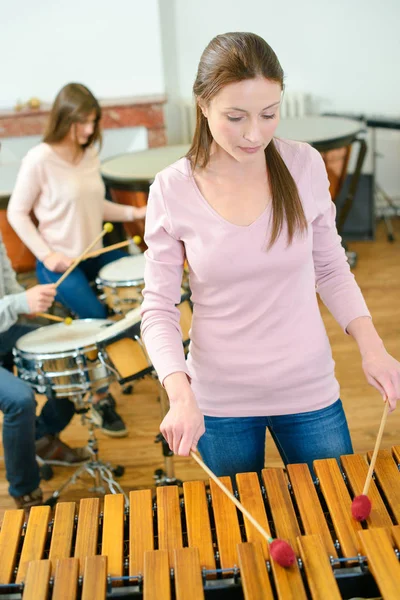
[
  {"left": 95, "top": 307, "right": 153, "bottom": 385},
  {"left": 13, "top": 320, "right": 115, "bottom": 397},
  {"left": 178, "top": 294, "right": 192, "bottom": 347},
  {"left": 96, "top": 254, "right": 146, "bottom": 314},
  {"left": 95, "top": 296, "right": 192, "bottom": 385}
]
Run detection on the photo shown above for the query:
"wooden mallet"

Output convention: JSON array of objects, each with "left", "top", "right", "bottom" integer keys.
[
  {"left": 351, "top": 400, "right": 390, "bottom": 521},
  {"left": 190, "top": 451, "right": 296, "bottom": 567},
  {"left": 36, "top": 313, "right": 73, "bottom": 325},
  {"left": 83, "top": 235, "right": 142, "bottom": 260},
  {"left": 54, "top": 222, "right": 114, "bottom": 289}
]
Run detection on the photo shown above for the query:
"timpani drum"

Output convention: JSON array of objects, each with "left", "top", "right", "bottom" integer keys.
[
  {"left": 276, "top": 116, "right": 366, "bottom": 234},
  {"left": 96, "top": 254, "right": 146, "bottom": 314},
  {"left": 100, "top": 145, "right": 189, "bottom": 250}
]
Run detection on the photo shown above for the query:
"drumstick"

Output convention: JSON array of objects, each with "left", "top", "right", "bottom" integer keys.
[
  {"left": 351, "top": 400, "right": 390, "bottom": 521},
  {"left": 55, "top": 223, "right": 114, "bottom": 289},
  {"left": 190, "top": 451, "right": 296, "bottom": 567},
  {"left": 36, "top": 313, "right": 73, "bottom": 325},
  {"left": 83, "top": 235, "right": 142, "bottom": 259}
]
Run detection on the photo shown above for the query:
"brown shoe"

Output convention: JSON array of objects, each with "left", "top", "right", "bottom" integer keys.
[
  {"left": 35, "top": 435, "right": 90, "bottom": 466},
  {"left": 13, "top": 487, "right": 43, "bottom": 511}
]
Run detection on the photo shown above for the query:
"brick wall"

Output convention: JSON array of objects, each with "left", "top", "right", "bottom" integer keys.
[{"left": 0, "top": 95, "right": 167, "bottom": 148}]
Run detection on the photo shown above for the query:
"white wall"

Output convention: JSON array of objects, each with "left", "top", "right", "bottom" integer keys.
[
  {"left": 168, "top": 0, "right": 399, "bottom": 115},
  {"left": 160, "top": 0, "right": 400, "bottom": 197},
  {"left": 0, "top": 0, "right": 164, "bottom": 109},
  {"left": 158, "top": 0, "right": 182, "bottom": 145},
  {"left": 2, "top": 0, "right": 399, "bottom": 196}
]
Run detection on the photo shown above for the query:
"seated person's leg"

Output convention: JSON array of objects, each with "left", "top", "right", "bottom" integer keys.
[
  {"left": 2, "top": 324, "right": 89, "bottom": 464},
  {"left": 0, "top": 366, "right": 42, "bottom": 508},
  {"left": 36, "top": 260, "right": 128, "bottom": 436},
  {"left": 36, "top": 396, "right": 76, "bottom": 440},
  {"left": 36, "top": 260, "right": 107, "bottom": 319},
  {"left": 35, "top": 396, "right": 90, "bottom": 465},
  {"left": 89, "top": 249, "right": 130, "bottom": 271},
  {"left": 82, "top": 251, "right": 134, "bottom": 437},
  {"left": 91, "top": 392, "right": 128, "bottom": 437},
  {"left": 0, "top": 323, "right": 39, "bottom": 371}
]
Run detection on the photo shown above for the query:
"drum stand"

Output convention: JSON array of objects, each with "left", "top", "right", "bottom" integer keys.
[
  {"left": 370, "top": 125, "right": 400, "bottom": 242},
  {"left": 153, "top": 379, "right": 182, "bottom": 487},
  {"left": 45, "top": 394, "right": 128, "bottom": 507}
]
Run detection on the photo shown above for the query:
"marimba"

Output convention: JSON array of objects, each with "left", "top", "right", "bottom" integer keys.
[{"left": 1, "top": 448, "right": 400, "bottom": 599}]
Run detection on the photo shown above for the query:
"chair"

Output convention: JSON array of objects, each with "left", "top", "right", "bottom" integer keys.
[{"left": 0, "top": 206, "right": 36, "bottom": 273}]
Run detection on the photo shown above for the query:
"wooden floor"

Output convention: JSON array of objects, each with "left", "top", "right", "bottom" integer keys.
[{"left": 0, "top": 220, "right": 399, "bottom": 521}]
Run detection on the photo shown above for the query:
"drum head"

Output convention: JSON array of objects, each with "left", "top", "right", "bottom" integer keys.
[
  {"left": 98, "top": 254, "right": 145, "bottom": 286},
  {"left": 15, "top": 319, "right": 111, "bottom": 354},
  {"left": 95, "top": 307, "right": 142, "bottom": 344}
]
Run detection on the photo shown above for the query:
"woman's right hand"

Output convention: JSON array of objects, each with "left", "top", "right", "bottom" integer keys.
[
  {"left": 161, "top": 372, "right": 205, "bottom": 456},
  {"left": 43, "top": 252, "right": 74, "bottom": 272}
]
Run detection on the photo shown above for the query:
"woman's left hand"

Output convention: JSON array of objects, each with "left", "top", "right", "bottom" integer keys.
[{"left": 362, "top": 347, "right": 400, "bottom": 411}]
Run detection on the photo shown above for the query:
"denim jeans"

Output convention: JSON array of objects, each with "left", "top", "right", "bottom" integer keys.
[
  {"left": 0, "top": 323, "right": 76, "bottom": 497},
  {"left": 197, "top": 399, "right": 353, "bottom": 481},
  {"left": 36, "top": 250, "right": 128, "bottom": 318}
]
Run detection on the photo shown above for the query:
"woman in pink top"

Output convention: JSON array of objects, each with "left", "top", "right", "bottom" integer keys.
[
  {"left": 8, "top": 83, "right": 145, "bottom": 437},
  {"left": 141, "top": 33, "right": 400, "bottom": 479}
]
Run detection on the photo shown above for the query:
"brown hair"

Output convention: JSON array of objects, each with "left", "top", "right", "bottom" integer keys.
[
  {"left": 187, "top": 32, "right": 307, "bottom": 247},
  {"left": 43, "top": 83, "right": 102, "bottom": 149}
]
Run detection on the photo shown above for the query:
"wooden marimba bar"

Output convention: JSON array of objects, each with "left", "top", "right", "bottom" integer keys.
[{"left": 1, "top": 447, "right": 400, "bottom": 599}]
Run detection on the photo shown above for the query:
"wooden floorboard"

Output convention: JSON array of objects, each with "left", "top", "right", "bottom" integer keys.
[{"left": 0, "top": 220, "right": 399, "bottom": 519}]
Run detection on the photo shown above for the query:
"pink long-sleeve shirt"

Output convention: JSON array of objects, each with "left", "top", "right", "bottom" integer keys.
[
  {"left": 141, "top": 139, "right": 370, "bottom": 417},
  {"left": 7, "top": 143, "right": 135, "bottom": 261}
]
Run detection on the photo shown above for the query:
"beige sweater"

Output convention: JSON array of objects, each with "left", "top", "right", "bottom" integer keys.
[{"left": 7, "top": 143, "right": 134, "bottom": 261}]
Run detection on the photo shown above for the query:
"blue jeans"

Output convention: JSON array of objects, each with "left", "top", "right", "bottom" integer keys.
[
  {"left": 0, "top": 324, "right": 76, "bottom": 497},
  {"left": 197, "top": 399, "right": 353, "bottom": 481},
  {"left": 36, "top": 250, "right": 128, "bottom": 318}
]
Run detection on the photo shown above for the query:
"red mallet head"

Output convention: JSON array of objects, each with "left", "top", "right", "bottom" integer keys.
[
  {"left": 351, "top": 494, "right": 372, "bottom": 521},
  {"left": 269, "top": 539, "right": 296, "bottom": 567}
]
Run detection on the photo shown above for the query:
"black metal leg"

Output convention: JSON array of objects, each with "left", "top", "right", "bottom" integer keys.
[{"left": 44, "top": 396, "right": 128, "bottom": 506}]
